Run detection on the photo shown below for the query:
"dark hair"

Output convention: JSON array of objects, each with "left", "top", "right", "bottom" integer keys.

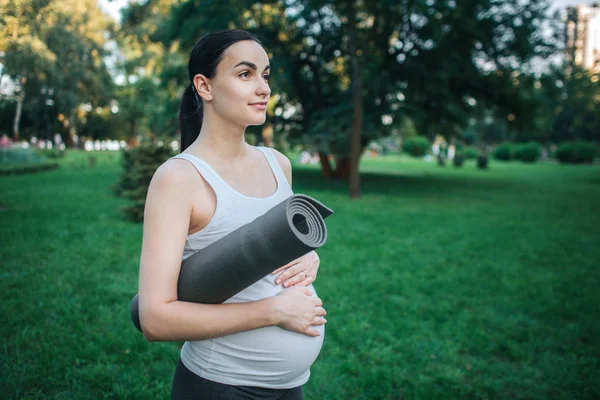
[{"left": 179, "top": 29, "right": 263, "bottom": 152}]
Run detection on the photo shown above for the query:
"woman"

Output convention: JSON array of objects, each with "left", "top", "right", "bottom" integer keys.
[{"left": 137, "top": 29, "right": 327, "bottom": 400}]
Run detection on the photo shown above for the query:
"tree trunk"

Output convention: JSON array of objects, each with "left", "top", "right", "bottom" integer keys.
[
  {"left": 348, "top": 0, "right": 363, "bottom": 199},
  {"left": 13, "top": 92, "right": 24, "bottom": 141},
  {"left": 65, "top": 114, "right": 76, "bottom": 147},
  {"left": 127, "top": 120, "right": 138, "bottom": 148},
  {"left": 318, "top": 151, "right": 333, "bottom": 178},
  {"left": 334, "top": 156, "right": 351, "bottom": 180}
]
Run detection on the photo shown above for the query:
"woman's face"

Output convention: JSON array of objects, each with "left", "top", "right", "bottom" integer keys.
[{"left": 207, "top": 40, "right": 271, "bottom": 128}]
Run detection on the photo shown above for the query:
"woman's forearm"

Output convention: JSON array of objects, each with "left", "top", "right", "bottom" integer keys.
[{"left": 140, "top": 298, "right": 278, "bottom": 342}]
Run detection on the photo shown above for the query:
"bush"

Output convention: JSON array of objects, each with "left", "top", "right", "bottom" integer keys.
[
  {"left": 453, "top": 154, "right": 465, "bottom": 167},
  {"left": 555, "top": 141, "right": 597, "bottom": 164},
  {"left": 35, "top": 148, "right": 66, "bottom": 159},
  {"left": 112, "top": 149, "right": 136, "bottom": 196},
  {"left": 461, "top": 146, "right": 478, "bottom": 160},
  {"left": 492, "top": 143, "right": 513, "bottom": 161},
  {"left": 0, "top": 161, "right": 59, "bottom": 175},
  {"left": 115, "top": 141, "right": 177, "bottom": 222},
  {"left": 513, "top": 142, "right": 541, "bottom": 163},
  {"left": 0, "top": 147, "right": 46, "bottom": 164},
  {"left": 477, "top": 155, "right": 489, "bottom": 169},
  {"left": 402, "top": 136, "right": 430, "bottom": 157}
]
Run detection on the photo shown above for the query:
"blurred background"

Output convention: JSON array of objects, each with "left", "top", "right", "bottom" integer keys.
[{"left": 1, "top": 0, "right": 599, "bottom": 399}]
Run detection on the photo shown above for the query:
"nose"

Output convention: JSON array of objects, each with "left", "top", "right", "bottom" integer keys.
[{"left": 256, "top": 76, "right": 271, "bottom": 98}]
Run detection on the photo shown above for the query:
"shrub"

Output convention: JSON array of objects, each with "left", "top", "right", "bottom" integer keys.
[
  {"left": 513, "top": 142, "right": 541, "bottom": 163},
  {"left": 492, "top": 143, "right": 513, "bottom": 161},
  {"left": 477, "top": 155, "right": 489, "bottom": 169},
  {"left": 112, "top": 148, "right": 136, "bottom": 196},
  {"left": 115, "top": 141, "right": 176, "bottom": 222},
  {"left": 0, "top": 147, "right": 46, "bottom": 164},
  {"left": 35, "top": 148, "right": 66, "bottom": 159},
  {"left": 402, "top": 136, "right": 430, "bottom": 157},
  {"left": 453, "top": 154, "right": 465, "bottom": 167},
  {"left": 555, "top": 141, "right": 597, "bottom": 164},
  {"left": 0, "top": 162, "right": 59, "bottom": 175},
  {"left": 461, "top": 146, "right": 478, "bottom": 160}
]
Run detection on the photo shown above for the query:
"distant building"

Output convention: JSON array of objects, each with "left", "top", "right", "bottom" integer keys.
[{"left": 565, "top": 3, "right": 600, "bottom": 73}]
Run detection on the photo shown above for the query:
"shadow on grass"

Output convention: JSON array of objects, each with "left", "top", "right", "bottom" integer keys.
[{"left": 292, "top": 168, "right": 516, "bottom": 198}]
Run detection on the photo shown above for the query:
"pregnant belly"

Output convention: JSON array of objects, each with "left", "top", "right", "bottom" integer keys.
[
  {"left": 190, "top": 278, "right": 325, "bottom": 386},
  {"left": 209, "top": 323, "right": 325, "bottom": 384}
]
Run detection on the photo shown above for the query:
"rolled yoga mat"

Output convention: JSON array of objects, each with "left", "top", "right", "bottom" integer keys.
[{"left": 130, "top": 193, "right": 333, "bottom": 333}]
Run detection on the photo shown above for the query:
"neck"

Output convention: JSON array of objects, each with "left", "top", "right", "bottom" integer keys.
[{"left": 187, "top": 107, "right": 250, "bottom": 162}]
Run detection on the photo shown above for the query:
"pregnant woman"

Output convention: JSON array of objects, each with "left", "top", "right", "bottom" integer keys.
[{"left": 136, "top": 29, "right": 327, "bottom": 400}]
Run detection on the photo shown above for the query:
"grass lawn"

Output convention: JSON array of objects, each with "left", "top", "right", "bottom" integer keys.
[{"left": 1, "top": 150, "right": 599, "bottom": 399}]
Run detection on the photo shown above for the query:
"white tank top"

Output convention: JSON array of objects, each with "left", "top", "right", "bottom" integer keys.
[{"left": 171, "top": 146, "right": 325, "bottom": 389}]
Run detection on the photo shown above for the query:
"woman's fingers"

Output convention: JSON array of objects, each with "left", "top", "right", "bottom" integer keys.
[
  {"left": 271, "top": 260, "right": 299, "bottom": 276},
  {"left": 304, "top": 328, "right": 321, "bottom": 337},
  {"left": 283, "top": 273, "right": 303, "bottom": 288},
  {"left": 314, "top": 306, "right": 326, "bottom": 317},
  {"left": 291, "top": 274, "right": 313, "bottom": 288},
  {"left": 304, "top": 317, "right": 326, "bottom": 337},
  {"left": 275, "top": 265, "right": 300, "bottom": 285},
  {"left": 277, "top": 268, "right": 310, "bottom": 287}
]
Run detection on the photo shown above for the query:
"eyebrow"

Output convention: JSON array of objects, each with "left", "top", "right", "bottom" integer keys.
[{"left": 234, "top": 61, "right": 271, "bottom": 72}]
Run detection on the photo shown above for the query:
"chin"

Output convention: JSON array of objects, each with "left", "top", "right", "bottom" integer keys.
[{"left": 246, "top": 117, "right": 267, "bottom": 127}]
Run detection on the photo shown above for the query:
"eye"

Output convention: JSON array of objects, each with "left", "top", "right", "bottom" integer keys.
[
  {"left": 263, "top": 74, "right": 270, "bottom": 82},
  {"left": 239, "top": 71, "right": 251, "bottom": 78}
]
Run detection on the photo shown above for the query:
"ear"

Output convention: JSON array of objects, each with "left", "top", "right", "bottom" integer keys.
[{"left": 193, "top": 74, "right": 212, "bottom": 101}]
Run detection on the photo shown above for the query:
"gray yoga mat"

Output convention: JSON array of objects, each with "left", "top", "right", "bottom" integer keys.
[{"left": 130, "top": 194, "right": 333, "bottom": 333}]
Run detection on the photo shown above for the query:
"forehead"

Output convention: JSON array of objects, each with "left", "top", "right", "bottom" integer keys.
[{"left": 220, "top": 40, "right": 269, "bottom": 69}]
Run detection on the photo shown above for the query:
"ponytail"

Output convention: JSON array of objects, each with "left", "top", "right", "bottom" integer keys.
[{"left": 179, "top": 84, "right": 203, "bottom": 152}]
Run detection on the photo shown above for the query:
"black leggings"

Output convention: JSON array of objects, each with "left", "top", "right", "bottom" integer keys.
[{"left": 171, "top": 358, "right": 304, "bottom": 400}]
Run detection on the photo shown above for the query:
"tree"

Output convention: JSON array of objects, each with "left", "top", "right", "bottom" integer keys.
[
  {"left": 114, "top": 0, "right": 191, "bottom": 144},
  {"left": 0, "top": 0, "right": 114, "bottom": 144},
  {"left": 0, "top": 0, "right": 55, "bottom": 139},
  {"left": 113, "top": 0, "right": 560, "bottom": 198},
  {"left": 551, "top": 66, "right": 600, "bottom": 143}
]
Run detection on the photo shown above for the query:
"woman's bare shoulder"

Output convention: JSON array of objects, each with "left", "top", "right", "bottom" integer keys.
[
  {"left": 266, "top": 147, "right": 292, "bottom": 186},
  {"left": 148, "top": 157, "right": 209, "bottom": 202}
]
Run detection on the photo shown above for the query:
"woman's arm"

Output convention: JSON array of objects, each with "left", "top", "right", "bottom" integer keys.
[{"left": 137, "top": 160, "right": 326, "bottom": 342}]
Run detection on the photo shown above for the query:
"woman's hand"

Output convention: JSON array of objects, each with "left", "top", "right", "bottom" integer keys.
[
  {"left": 271, "top": 251, "right": 320, "bottom": 288},
  {"left": 271, "top": 286, "right": 326, "bottom": 336}
]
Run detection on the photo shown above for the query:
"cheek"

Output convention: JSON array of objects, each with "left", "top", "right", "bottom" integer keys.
[
  {"left": 216, "top": 85, "right": 265, "bottom": 122},
  {"left": 215, "top": 83, "right": 248, "bottom": 114},
  {"left": 224, "top": 82, "right": 247, "bottom": 102}
]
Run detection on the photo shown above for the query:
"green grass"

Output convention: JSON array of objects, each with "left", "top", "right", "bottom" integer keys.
[{"left": 1, "top": 150, "right": 599, "bottom": 399}]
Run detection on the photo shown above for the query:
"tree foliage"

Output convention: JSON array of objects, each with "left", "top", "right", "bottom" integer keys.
[
  {"left": 0, "top": 0, "right": 114, "bottom": 141},
  {"left": 2, "top": 0, "right": 598, "bottom": 189}
]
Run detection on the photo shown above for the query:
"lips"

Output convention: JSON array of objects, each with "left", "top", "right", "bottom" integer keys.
[{"left": 250, "top": 102, "right": 267, "bottom": 110}]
